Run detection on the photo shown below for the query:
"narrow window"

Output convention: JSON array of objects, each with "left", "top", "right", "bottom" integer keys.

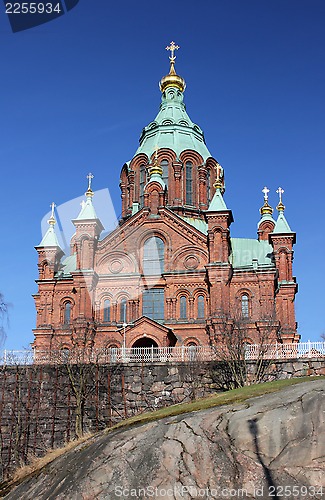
[
  {"left": 120, "top": 298, "right": 127, "bottom": 323},
  {"left": 143, "top": 237, "right": 164, "bottom": 275},
  {"left": 103, "top": 299, "right": 110, "bottom": 323},
  {"left": 139, "top": 164, "right": 146, "bottom": 207},
  {"left": 180, "top": 296, "right": 187, "bottom": 319},
  {"left": 161, "top": 159, "right": 168, "bottom": 186},
  {"left": 241, "top": 295, "right": 249, "bottom": 318},
  {"left": 186, "top": 161, "right": 193, "bottom": 205},
  {"left": 197, "top": 295, "right": 205, "bottom": 319},
  {"left": 64, "top": 302, "right": 71, "bottom": 324}
]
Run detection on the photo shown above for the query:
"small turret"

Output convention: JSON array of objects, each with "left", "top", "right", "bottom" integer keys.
[
  {"left": 35, "top": 202, "right": 64, "bottom": 279},
  {"left": 143, "top": 148, "right": 166, "bottom": 214},
  {"left": 72, "top": 173, "right": 104, "bottom": 270},
  {"left": 269, "top": 187, "right": 298, "bottom": 341},
  {"left": 206, "top": 172, "right": 233, "bottom": 263},
  {"left": 146, "top": 146, "right": 165, "bottom": 189}
]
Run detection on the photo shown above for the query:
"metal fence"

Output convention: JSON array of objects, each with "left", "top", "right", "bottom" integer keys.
[{"left": 0, "top": 341, "right": 324, "bottom": 365}]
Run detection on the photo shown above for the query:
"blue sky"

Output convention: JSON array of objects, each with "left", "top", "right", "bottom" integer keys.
[{"left": 0, "top": 0, "right": 324, "bottom": 349}]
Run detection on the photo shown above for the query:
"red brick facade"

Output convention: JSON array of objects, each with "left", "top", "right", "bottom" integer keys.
[{"left": 32, "top": 63, "right": 299, "bottom": 352}]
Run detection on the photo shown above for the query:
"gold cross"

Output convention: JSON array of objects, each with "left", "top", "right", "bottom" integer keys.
[
  {"left": 166, "top": 41, "right": 180, "bottom": 62},
  {"left": 276, "top": 187, "right": 284, "bottom": 203},
  {"left": 262, "top": 186, "right": 270, "bottom": 201},
  {"left": 87, "top": 172, "right": 94, "bottom": 191},
  {"left": 50, "top": 202, "right": 56, "bottom": 219},
  {"left": 215, "top": 162, "right": 222, "bottom": 180}
]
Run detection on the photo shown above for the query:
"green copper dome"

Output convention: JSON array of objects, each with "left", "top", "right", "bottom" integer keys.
[{"left": 135, "top": 85, "right": 212, "bottom": 161}]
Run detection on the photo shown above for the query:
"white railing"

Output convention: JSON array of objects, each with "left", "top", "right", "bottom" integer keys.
[
  {"left": 32, "top": 346, "right": 214, "bottom": 364},
  {"left": 0, "top": 350, "right": 34, "bottom": 365},
  {"left": 244, "top": 341, "right": 325, "bottom": 360},
  {"left": 0, "top": 342, "right": 324, "bottom": 365}
]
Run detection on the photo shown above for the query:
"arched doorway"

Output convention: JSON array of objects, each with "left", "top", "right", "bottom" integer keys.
[{"left": 132, "top": 337, "right": 158, "bottom": 348}]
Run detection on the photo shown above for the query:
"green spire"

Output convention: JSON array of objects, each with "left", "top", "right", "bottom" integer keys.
[
  {"left": 273, "top": 187, "right": 293, "bottom": 233},
  {"left": 207, "top": 184, "right": 228, "bottom": 212},
  {"left": 273, "top": 211, "right": 292, "bottom": 233},
  {"left": 38, "top": 202, "right": 62, "bottom": 248},
  {"left": 76, "top": 173, "right": 99, "bottom": 220}
]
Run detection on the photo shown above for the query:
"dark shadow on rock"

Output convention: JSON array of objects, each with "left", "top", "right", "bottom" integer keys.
[{"left": 248, "top": 418, "right": 279, "bottom": 499}]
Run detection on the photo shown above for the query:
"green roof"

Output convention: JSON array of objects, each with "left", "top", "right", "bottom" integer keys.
[
  {"left": 181, "top": 216, "right": 208, "bottom": 234},
  {"left": 38, "top": 225, "right": 62, "bottom": 248},
  {"left": 76, "top": 196, "right": 98, "bottom": 220},
  {"left": 134, "top": 86, "right": 211, "bottom": 161},
  {"left": 207, "top": 188, "right": 228, "bottom": 211},
  {"left": 230, "top": 238, "right": 274, "bottom": 268},
  {"left": 273, "top": 212, "right": 292, "bottom": 233}
]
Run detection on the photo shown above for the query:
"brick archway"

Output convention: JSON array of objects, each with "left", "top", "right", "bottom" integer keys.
[{"left": 132, "top": 337, "right": 158, "bottom": 348}]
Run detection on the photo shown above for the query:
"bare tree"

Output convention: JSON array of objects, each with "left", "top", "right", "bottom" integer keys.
[
  {"left": 50, "top": 321, "right": 114, "bottom": 439},
  {"left": 55, "top": 322, "right": 97, "bottom": 438},
  {"left": 211, "top": 311, "right": 280, "bottom": 390}
]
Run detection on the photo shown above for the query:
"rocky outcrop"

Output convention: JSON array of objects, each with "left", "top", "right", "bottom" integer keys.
[{"left": 5, "top": 380, "right": 325, "bottom": 499}]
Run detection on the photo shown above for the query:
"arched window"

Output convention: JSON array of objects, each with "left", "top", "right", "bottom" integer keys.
[
  {"left": 64, "top": 302, "right": 71, "bottom": 325},
  {"left": 186, "top": 161, "right": 193, "bottom": 205},
  {"left": 143, "top": 236, "right": 164, "bottom": 274},
  {"left": 139, "top": 164, "right": 146, "bottom": 207},
  {"left": 197, "top": 295, "right": 205, "bottom": 319},
  {"left": 241, "top": 294, "right": 249, "bottom": 318},
  {"left": 103, "top": 299, "right": 110, "bottom": 323},
  {"left": 120, "top": 298, "right": 127, "bottom": 323},
  {"left": 161, "top": 159, "right": 168, "bottom": 186},
  {"left": 180, "top": 296, "right": 187, "bottom": 319}
]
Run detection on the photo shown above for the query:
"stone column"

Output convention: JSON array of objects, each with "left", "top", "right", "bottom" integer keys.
[
  {"left": 166, "top": 298, "right": 172, "bottom": 319},
  {"left": 171, "top": 298, "right": 177, "bottom": 320},
  {"left": 172, "top": 161, "right": 182, "bottom": 205},
  {"left": 128, "top": 171, "right": 135, "bottom": 207},
  {"left": 189, "top": 297, "right": 195, "bottom": 321},
  {"left": 120, "top": 182, "right": 127, "bottom": 218},
  {"left": 198, "top": 165, "right": 207, "bottom": 210},
  {"left": 112, "top": 301, "right": 117, "bottom": 324}
]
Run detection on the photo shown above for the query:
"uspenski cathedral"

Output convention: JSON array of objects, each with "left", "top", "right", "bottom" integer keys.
[{"left": 32, "top": 43, "right": 299, "bottom": 353}]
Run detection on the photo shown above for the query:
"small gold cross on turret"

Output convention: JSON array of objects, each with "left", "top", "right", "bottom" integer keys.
[
  {"left": 276, "top": 186, "right": 284, "bottom": 203},
  {"left": 87, "top": 172, "right": 94, "bottom": 191},
  {"left": 215, "top": 162, "right": 223, "bottom": 180},
  {"left": 50, "top": 202, "right": 56, "bottom": 219},
  {"left": 262, "top": 186, "right": 270, "bottom": 201},
  {"left": 48, "top": 202, "right": 56, "bottom": 225},
  {"left": 166, "top": 41, "right": 180, "bottom": 62}
]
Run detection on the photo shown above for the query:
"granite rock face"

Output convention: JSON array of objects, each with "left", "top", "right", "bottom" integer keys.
[{"left": 6, "top": 380, "right": 325, "bottom": 499}]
